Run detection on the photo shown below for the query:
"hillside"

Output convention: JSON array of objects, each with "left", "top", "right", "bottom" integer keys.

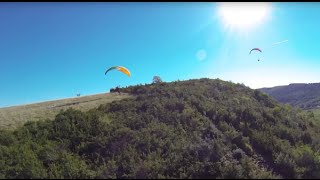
[
  {"left": 259, "top": 83, "right": 320, "bottom": 110},
  {"left": 0, "top": 93, "right": 131, "bottom": 130},
  {"left": 0, "top": 78, "right": 319, "bottom": 179}
]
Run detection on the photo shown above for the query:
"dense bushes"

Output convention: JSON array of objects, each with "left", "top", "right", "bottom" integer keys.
[{"left": 0, "top": 78, "right": 319, "bottom": 178}]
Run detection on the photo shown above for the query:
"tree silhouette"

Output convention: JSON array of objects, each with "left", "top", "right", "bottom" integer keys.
[{"left": 152, "top": 76, "right": 162, "bottom": 83}]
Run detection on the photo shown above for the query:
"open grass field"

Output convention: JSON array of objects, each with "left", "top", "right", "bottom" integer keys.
[{"left": 0, "top": 92, "right": 132, "bottom": 130}]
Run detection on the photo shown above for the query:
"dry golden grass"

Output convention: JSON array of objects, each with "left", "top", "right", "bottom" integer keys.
[{"left": 0, "top": 92, "right": 132, "bottom": 130}]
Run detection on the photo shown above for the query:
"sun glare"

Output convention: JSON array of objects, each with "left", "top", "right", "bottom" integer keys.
[{"left": 218, "top": 2, "right": 272, "bottom": 31}]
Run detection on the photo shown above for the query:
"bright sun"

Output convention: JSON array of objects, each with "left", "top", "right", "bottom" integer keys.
[{"left": 218, "top": 2, "right": 272, "bottom": 31}]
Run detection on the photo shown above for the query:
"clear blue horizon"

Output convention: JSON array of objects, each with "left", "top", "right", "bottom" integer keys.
[{"left": 1, "top": 2, "right": 320, "bottom": 108}]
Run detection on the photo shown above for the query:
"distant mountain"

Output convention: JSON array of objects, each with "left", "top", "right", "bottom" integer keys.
[{"left": 259, "top": 83, "right": 320, "bottom": 110}]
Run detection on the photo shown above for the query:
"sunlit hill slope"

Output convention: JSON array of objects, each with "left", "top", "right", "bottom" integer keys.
[{"left": 0, "top": 78, "right": 319, "bottom": 179}]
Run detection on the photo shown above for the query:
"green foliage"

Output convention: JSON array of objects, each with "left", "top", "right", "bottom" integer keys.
[
  {"left": 152, "top": 76, "right": 163, "bottom": 84},
  {"left": 0, "top": 78, "right": 319, "bottom": 179}
]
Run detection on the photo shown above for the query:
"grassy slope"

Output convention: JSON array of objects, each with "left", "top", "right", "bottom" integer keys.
[{"left": 0, "top": 93, "right": 131, "bottom": 130}]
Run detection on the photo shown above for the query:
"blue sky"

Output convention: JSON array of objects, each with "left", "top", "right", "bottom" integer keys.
[{"left": 0, "top": 2, "right": 319, "bottom": 108}]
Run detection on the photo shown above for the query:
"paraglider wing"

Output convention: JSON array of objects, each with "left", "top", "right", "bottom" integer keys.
[
  {"left": 249, "top": 48, "right": 262, "bottom": 54},
  {"left": 116, "top": 66, "right": 131, "bottom": 77},
  {"left": 105, "top": 66, "right": 131, "bottom": 77},
  {"left": 105, "top": 66, "right": 117, "bottom": 75}
]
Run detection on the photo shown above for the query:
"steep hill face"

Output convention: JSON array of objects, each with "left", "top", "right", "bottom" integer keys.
[
  {"left": 259, "top": 83, "right": 320, "bottom": 109},
  {"left": 0, "top": 78, "right": 319, "bottom": 179}
]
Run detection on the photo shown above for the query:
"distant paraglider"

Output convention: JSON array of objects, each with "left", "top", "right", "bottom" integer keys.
[
  {"left": 105, "top": 66, "right": 130, "bottom": 95},
  {"left": 249, "top": 40, "right": 288, "bottom": 62},
  {"left": 249, "top": 48, "right": 262, "bottom": 54},
  {"left": 249, "top": 48, "right": 262, "bottom": 61},
  {"left": 105, "top": 66, "right": 131, "bottom": 77}
]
